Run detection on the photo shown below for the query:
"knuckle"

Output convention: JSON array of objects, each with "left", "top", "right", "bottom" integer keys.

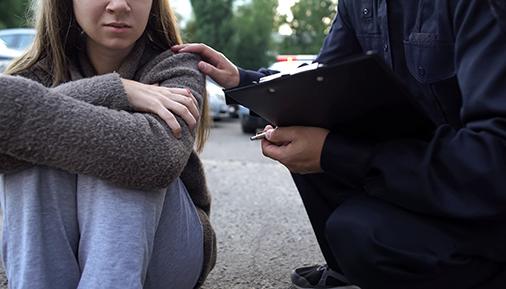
[{"left": 183, "top": 97, "right": 192, "bottom": 106}]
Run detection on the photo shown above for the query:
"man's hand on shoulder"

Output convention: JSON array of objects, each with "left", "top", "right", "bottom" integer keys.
[{"left": 171, "top": 43, "right": 240, "bottom": 89}]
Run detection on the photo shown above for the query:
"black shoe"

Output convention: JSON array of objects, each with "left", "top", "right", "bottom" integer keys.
[{"left": 290, "top": 264, "right": 360, "bottom": 289}]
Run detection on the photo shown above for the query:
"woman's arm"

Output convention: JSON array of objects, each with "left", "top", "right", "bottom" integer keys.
[
  {"left": 1, "top": 68, "right": 198, "bottom": 173},
  {"left": 17, "top": 69, "right": 132, "bottom": 110},
  {"left": 0, "top": 53, "right": 205, "bottom": 190},
  {"left": 0, "top": 73, "right": 132, "bottom": 173}
]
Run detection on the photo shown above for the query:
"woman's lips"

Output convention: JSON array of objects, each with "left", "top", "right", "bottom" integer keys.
[{"left": 104, "top": 23, "right": 132, "bottom": 33}]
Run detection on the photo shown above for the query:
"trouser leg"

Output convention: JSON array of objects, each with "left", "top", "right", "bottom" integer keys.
[
  {"left": 291, "top": 173, "right": 359, "bottom": 271},
  {"left": 144, "top": 178, "right": 203, "bottom": 289},
  {"left": 325, "top": 195, "right": 506, "bottom": 289},
  {"left": 0, "top": 167, "right": 80, "bottom": 289},
  {"left": 76, "top": 176, "right": 203, "bottom": 289}
]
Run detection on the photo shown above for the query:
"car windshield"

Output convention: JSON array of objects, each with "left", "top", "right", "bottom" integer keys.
[
  {"left": 0, "top": 35, "right": 17, "bottom": 49},
  {"left": 0, "top": 30, "right": 36, "bottom": 51},
  {"left": 17, "top": 34, "right": 35, "bottom": 50}
]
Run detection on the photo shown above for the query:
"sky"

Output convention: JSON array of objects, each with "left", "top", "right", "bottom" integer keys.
[{"left": 170, "top": 0, "right": 297, "bottom": 28}]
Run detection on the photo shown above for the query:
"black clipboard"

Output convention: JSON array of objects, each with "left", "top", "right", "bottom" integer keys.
[{"left": 225, "top": 53, "right": 435, "bottom": 141}]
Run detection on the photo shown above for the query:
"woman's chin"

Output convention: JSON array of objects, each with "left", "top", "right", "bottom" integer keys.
[{"left": 103, "top": 40, "right": 137, "bottom": 51}]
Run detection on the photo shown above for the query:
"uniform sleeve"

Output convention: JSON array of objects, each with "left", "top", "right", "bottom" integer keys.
[
  {"left": 323, "top": 0, "right": 506, "bottom": 220},
  {"left": 0, "top": 53, "right": 205, "bottom": 191},
  {"left": 238, "top": 68, "right": 276, "bottom": 87}
]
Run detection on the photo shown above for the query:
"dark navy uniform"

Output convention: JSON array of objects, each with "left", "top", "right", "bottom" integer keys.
[{"left": 238, "top": 1, "right": 506, "bottom": 288}]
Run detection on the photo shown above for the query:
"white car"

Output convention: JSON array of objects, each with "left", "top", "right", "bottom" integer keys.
[
  {"left": 206, "top": 78, "right": 230, "bottom": 121},
  {"left": 0, "top": 28, "right": 36, "bottom": 72}
]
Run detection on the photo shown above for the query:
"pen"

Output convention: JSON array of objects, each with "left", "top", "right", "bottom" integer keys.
[{"left": 250, "top": 132, "right": 268, "bottom": 141}]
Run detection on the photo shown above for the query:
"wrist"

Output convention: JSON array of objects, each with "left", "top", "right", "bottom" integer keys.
[{"left": 229, "top": 66, "right": 240, "bottom": 88}]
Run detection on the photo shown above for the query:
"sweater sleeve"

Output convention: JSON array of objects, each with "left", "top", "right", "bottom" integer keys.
[
  {"left": 0, "top": 72, "right": 132, "bottom": 173},
  {"left": 0, "top": 53, "right": 205, "bottom": 190},
  {"left": 51, "top": 73, "right": 132, "bottom": 111}
]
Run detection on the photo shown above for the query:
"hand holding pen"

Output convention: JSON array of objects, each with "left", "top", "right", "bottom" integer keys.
[
  {"left": 250, "top": 131, "right": 269, "bottom": 141},
  {"left": 250, "top": 126, "right": 277, "bottom": 141}
]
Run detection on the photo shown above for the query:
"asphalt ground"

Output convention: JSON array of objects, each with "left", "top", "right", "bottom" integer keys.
[{"left": 0, "top": 118, "right": 324, "bottom": 289}]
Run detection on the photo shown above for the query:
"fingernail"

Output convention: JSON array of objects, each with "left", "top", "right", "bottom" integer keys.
[
  {"left": 198, "top": 62, "right": 207, "bottom": 71},
  {"left": 266, "top": 129, "right": 274, "bottom": 140}
]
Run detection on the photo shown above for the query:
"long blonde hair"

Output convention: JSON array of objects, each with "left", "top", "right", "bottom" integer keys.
[{"left": 6, "top": 0, "right": 209, "bottom": 152}]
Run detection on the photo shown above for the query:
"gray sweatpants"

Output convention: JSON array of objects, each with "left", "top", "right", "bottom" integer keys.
[{"left": 0, "top": 166, "right": 203, "bottom": 289}]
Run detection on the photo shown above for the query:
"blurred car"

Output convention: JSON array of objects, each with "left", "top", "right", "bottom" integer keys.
[
  {"left": 0, "top": 40, "right": 20, "bottom": 72},
  {"left": 206, "top": 78, "right": 230, "bottom": 121},
  {"left": 0, "top": 28, "right": 36, "bottom": 51},
  {"left": 0, "top": 28, "right": 36, "bottom": 72},
  {"left": 268, "top": 54, "right": 317, "bottom": 72},
  {"left": 239, "top": 54, "right": 317, "bottom": 134}
]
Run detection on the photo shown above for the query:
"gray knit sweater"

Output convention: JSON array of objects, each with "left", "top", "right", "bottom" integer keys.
[{"left": 0, "top": 37, "right": 215, "bottom": 286}]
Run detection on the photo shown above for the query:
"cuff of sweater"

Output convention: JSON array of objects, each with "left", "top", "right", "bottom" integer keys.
[
  {"left": 321, "top": 132, "right": 374, "bottom": 185},
  {"left": 100, "top": 73, "right": 132, "bottom": 111},
  {"left": 238, "top": 68, "right": 264, "bottom": 87}
]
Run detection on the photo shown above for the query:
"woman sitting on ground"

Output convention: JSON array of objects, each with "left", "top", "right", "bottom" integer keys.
[{"left": 0, "top": 0, "right": 215, "bottom": 288}]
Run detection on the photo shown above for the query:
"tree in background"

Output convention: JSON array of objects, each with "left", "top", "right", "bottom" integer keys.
[
  {"left": 183, "top": 0, "right": 337, "bottom": 68},
  {"left": 185, "top": 0, "right": 277, "bottom": 70},
  {"left": 278, "top": 0, "right": 337, "bottom": 55},
  {"left": 0, "top": 0, "right": 31, "bottom": 29},
  {"left": 186, "top": 0, "right": 235, "bottom": 57},
  {"left": 227, "top": 0, "right": 277, "bottom": 69}
]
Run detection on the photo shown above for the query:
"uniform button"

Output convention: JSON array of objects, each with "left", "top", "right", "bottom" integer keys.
[
  {"left": 363, "top": 8, "right": 370, "bottom": 15},
  {"left": 384, "top": 44, "right": 389, "bottom": 52},
  {"left": 418, "top": 66, "right": 426, "bottom": 77}
]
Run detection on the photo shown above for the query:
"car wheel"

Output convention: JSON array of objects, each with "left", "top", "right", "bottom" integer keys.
[{"left": 241, "top": 120, "right": 257, "bottom": 134}]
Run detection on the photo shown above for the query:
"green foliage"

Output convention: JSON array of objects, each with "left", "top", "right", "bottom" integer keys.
[
  {"left": 187, "top": 0, "right": 235, "bottom": 56},
  {"left": 227, "top": 0, "right": 277, "bottom": 69},
  {"left": 183, "top": 0, "right": 337, "bottom": 68},
  {"left": 185, "top": 0, "right": 277, "bottom": 70},
  {"left": 0, "top": 0, "right": 31, "bottom": 29},
  {"left": 278, "top": 0, "right": 337, "bottom": 55}
]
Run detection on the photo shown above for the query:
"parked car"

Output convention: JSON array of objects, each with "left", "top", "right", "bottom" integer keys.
[
  {"left": 0, "top": 40, "right": 21, "bottom": 72},
  {"left": 206, "top": 78, "right": 230, "bottom": 121},
  {"left": 0, "top": 28, "right": 36, "bottom": 72},
  {"left": 239, "top": 54, "right": 317, "bottom": 134},
  {"left": 0, "top": 28, "right": 36, "bottom": 51}
]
